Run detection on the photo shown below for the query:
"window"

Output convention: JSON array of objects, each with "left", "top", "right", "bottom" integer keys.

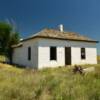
[
  {"left": 81, "top": 48, "right": 86, "bottom": 59},
  {"left": 28, "top": 47, "right": 31, "bottom": 60},
  {"left": 50, "top": 47, "right": 57, "bottom": 60}
]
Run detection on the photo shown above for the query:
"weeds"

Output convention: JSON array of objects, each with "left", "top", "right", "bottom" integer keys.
[{"left": 0, "top": 63, "right": 100, "bottom": 100}]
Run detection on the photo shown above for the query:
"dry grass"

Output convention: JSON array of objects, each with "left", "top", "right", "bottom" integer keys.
[
  {"left": 0, "top": 63, "right": 100, "bottom": 100},
  {"left": 0, "top": 55, "right": 6, "bottom": 62},
  {"left": 97, "top": 55, "right": 100, "bottom": 64},
  {"left": 0, "top": 63, "right": 12, "bottom": 68}
]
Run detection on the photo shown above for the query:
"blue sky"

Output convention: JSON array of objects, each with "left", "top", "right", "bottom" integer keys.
[{"left": 0, "top": 0, "right": 100, "bottom": 54}]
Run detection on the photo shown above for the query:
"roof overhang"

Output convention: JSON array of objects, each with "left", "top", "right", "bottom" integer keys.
[
  {"left": 12, "top": 43, "right": 23, "bottom": 48},
  {"left": 21, "top": 36, "right": 99, "bottom": 43}
]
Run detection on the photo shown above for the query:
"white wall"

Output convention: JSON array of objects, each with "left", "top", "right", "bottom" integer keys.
[
  {"left": 38, "top": 38, "right": 97, "bottom": 69},
  {"left": 13, "top": 38, "right": 38, "bottom": 68},
  {"left": 71, "top": 47, "right": 97, "bottom": 65},
  {"left": 38, "top": 46, "right": 65, "bottom": 69},
  {"left": 13, "top": 38, "right": 97, "bottom": 69}
]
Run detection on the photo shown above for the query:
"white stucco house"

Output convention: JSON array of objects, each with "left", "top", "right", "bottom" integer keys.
[{"left": 12, "top": 25, "right": 98, "bottom": 69}]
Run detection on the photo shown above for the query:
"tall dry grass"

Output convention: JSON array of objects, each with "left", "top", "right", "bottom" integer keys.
[
  {"left": 0, "top": 63, "right": 100, "bottom": 100},
  {"left": 97, "top": 55, "right": 100, "bottom": 64}
]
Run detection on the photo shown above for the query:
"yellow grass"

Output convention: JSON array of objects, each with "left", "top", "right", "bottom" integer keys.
[
  {"left": 0, "top": 63, "right": 12, "bottom": 68},
  {"left": 97, "top": 55, "right": 100, "bottom": 64},
  {"left": 0, "top": 63, "right": 100, "bottom": 100}
]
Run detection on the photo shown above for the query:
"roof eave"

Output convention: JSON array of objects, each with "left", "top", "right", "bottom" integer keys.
[
  {"left": 12, "top": 43, "right": 23, "bottom": 48},
  {"left": 21, "top": 36, "right": 99, "bottom": 43}
]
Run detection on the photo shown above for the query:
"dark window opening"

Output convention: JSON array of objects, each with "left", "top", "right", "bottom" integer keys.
[
  {"left": 50, "top": 47, "right": 57, "bottom": 60},
  {"left": 81, "top": 48, "right": 86, "bottom": 59},
  {"left": 28, "top": 47, "right": 31, "bottom": 60}
]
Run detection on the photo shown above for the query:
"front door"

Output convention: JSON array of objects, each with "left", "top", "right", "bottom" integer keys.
[{"left": 65, "top": 47, "right": 71, "bottom": 65}]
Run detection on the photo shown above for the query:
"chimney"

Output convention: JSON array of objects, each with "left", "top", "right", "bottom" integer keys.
[
  {"left": 20, "top": 38, "right": 23, "bottom": 41},
  {"left": 59, "top": 24, "right": 64, "bottom": 32}
]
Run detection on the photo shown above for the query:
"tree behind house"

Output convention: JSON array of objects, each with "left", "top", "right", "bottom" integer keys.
[{"left": 0, "top": 22, "right": 20, "bottom": 63}]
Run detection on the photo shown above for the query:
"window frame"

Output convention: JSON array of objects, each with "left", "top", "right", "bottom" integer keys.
[
  {"left": 28, "top": 47, "right": 31, "bottom": 61},
  {"left": 50, "top": 46, "right": 57, "bottom": 61},
  {"left": 81, "top": 48, "right": 86, "bottom": 60}
]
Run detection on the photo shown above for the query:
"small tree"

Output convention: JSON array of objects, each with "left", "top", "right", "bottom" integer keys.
[{"left": 0, "top": 22, "right": 20, "bottom": 63}]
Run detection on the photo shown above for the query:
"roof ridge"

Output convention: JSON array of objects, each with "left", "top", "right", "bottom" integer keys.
[{"left": 20, "top": 28, "right": 98, "bottom": 43}]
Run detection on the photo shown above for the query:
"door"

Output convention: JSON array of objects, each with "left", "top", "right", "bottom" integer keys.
[{"left": 65, "top": 47, "right": 71, "bottom": 65}]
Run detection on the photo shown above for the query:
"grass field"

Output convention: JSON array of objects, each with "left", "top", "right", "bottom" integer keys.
[
  {"left": 97, "top": 55, "right": 100, "bottom": 64},
  {"left": 0, "top": 63, "right": 100, "bottom": 100},
  {"left": 0, "top": 56, "right": 6, "bottom": 62}
]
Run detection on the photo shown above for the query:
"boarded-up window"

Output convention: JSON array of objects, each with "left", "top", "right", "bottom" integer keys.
[
  {"left": 28, "top": 47, "right": 31, "bottom": 60},
  {"left": 50, "top": 47, "right": 57, "bottom": 60},
  {"left": 81, "top": 48, "right": 86, "bottom": 59}
]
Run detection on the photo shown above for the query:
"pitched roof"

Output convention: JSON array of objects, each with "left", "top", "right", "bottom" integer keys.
[{"left": 22, "top": 28, "right": 98, "bottom": 43}]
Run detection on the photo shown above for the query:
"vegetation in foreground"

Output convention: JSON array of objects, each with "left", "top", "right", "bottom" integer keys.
[
  {"left": 0, "top": 63, "right": 100, "bottom": 100},
  {"left": 97, "top": 55, "right": 100, "bottom": 64}
]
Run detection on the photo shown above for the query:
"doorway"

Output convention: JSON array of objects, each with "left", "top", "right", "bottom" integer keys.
[{"left": 65, "top": 47, "right": 71, "bottom": 65}]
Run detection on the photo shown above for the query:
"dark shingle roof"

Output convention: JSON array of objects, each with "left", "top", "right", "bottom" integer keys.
[{"left": 22, "top": 28, "right": 98, "bottom": 43}]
